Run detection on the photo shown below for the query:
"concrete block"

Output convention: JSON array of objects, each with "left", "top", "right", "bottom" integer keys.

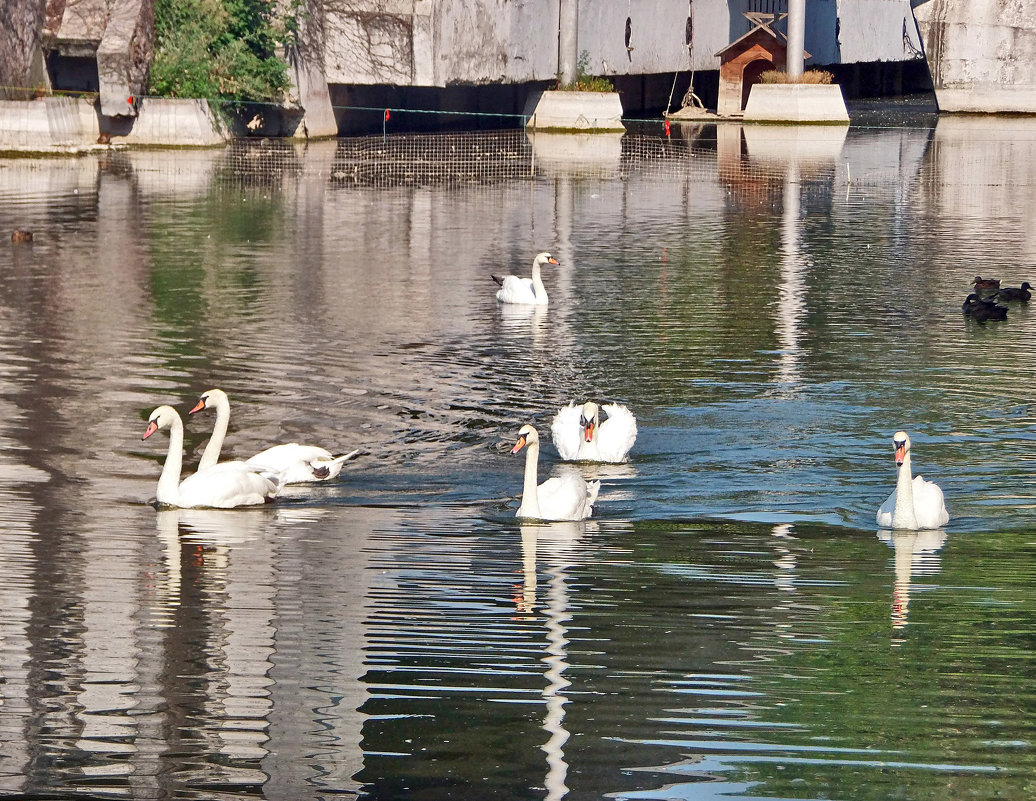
[
  {"left": 114, "top": 98, "right": 227, "bottom": 146},
  {"left": 742, "top": 84, "right": 849, "bottom": 124},
  {"left": 0, "top": 97, "right": 95, "bottom": 153},
  {"left": 524, "top": 90, "right": 625, "bottom": 132}
]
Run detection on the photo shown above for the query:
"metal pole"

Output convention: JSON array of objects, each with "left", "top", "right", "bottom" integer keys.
[
  {"left": 786, "top": 0, "right": 805, "bottom": 78},
  {"left": 559, "top": 0, "right": 578, "bottom": 86}
]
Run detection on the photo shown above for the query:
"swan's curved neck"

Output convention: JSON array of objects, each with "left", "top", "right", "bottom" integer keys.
[
  {"left": 519, "top": 439, "right": 541, "bottom": 518},
  {"left": 198, "top": 394, "right": 230, "bottom": 470},
  {"left": 157, "top": 415, "right": 184, "bottom": 505},
  {"left": 892, "top": 453, "right": 916, "bottom": 529},
  {"left": 530, "top": 262, "right": 547, "bottom": 302}
]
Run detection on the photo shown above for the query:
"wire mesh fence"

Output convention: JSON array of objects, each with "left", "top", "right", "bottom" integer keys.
[{"left": 208, "top": 128, "right": 823, "bottom": 190}]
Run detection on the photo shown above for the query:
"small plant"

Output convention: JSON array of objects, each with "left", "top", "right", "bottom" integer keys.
[
  {"left": 758, "top": 68, "right": 834, "bottom": 85},
  {"left": 558, "top": 50, "right": 614, "bottom": 92}
]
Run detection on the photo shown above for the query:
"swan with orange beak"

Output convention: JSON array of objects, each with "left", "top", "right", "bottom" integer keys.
[
  {"left": 876, "top": 431, "right": 949, "bottom": 530},
  {"left": 550, "top": 401, "right": 637, "bottom": 462},
  {"left": 511, "top": 424, "right": 599, "bottom": 521}
]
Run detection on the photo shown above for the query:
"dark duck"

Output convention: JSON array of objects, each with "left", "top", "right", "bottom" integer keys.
[
  {"left": 962, "top": 293, "right": 1008, "bottom": 322},
  {"left": 993, "top": 281, "right": 1032, "bottom": 302}
]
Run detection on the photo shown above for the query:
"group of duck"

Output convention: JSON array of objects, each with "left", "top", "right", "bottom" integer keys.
[
  {"left": 142, "top": 252, "right": 951, "bottom": 531},
  {"left": 962, "top": 275, "right": 1031, "bottom": 321}
]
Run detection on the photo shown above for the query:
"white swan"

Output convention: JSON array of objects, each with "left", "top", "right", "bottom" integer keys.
[
  {"left": 142, "top": 406, "right": 279, "bottom": 508},
  {"left": 551, "top": 401, "right": 637, "bottom": 462},
  {"left": 492, "top": 252, "right": 559, "bottom": 305},
  {"left": 511, "top": 424, "right": 600, "bottom": 521},
  {"left": 190, "top": 388, "right": 360, "bottom": 484},
  {"left": 876, "top": 431, "right": 949, "bottom": 530}
]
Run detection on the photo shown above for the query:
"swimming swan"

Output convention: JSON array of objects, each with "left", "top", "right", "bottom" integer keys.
[
  {"left": 876, "top": 431, "right": 949, "bottom": 530},
  {"left": 511, "top": 424, "right": 600, "bottom": 521},
  {"left": 142, "top": 405, "right": 279, "bottom": 508},
  {"left": 551, "top": 401, "right": 637, "bottom": 462},
  {"left": 492, "top": 252, "right": 559, "bottom": 305},
  {"left": 190, "top": 388, "right": 360, "bottom": 484}
]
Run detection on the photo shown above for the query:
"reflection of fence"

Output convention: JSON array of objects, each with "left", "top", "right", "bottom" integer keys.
[{"left": 211, "top": 130, "right": 814, "bottom": 188}]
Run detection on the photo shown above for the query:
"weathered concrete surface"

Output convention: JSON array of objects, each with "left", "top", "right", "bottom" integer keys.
[
  {"left": 742, "top": 84, "right": 849, "bottom": 124},
  {"left": 40, "top": 0, "right": 153, "bottom": 116},
  {"left": 96, "top": 0, "right": 153, "bottom": 117},
  {"left": 111, "top": 98, "right": 227, "bottom": 145},
  {"left": 0, "top": 0, "right": 48, "bottom": 98},
  {"left": 323, "top": 0, "right": 925, "bottom": 88},
  {"left": 523, "top": 90, "right": 624, "bottom": 132},
  {"left": 914, "top": 0, "right": 1036, "bottom": 113},
  {"left": 281, "top": 0, "right": 338, "bottom": 138},
  {"left": 0, "top": 97, "right": 92, "bottom": 151},
  {"left": 0, "top": 97, "right": 226, "bottom": 153}
]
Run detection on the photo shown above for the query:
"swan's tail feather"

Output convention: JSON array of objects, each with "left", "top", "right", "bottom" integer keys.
[
  {"left": 309, "top": 448, "right": 364, "bottom": 480},
  {"left": 491, "top": 274, "right": 506, "bottom": 286},
  {"left": 586, "top": 480, "right": 601, "bottom": 508}
]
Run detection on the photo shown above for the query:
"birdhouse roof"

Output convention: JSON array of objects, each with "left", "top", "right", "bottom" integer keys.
[{"left": 715, "top": 23, "right": 810, "bottom": 60}]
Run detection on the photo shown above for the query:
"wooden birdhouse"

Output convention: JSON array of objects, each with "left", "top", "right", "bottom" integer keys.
[{"left": 715, "top": 13, "right": 809, "bottom": 117}]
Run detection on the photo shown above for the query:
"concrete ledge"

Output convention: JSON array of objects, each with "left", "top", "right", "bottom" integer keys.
[
  {"left": 934, "top": 86, "right": 1036, "bottom": 114},
  {"left": 743, "top": 84, "right": 849, "bottom": 124},
  {"left": 0, "top": 97, "right": 228, "bottom": 153},
  {"left": 524, "top": 90, "right": 624, "bottom": 132},
  {"left": 109, "top": 98, "right": 228, "bottom": 146},
  {"left": 0, "top": 98, "right": 93, "bottom": 152}
]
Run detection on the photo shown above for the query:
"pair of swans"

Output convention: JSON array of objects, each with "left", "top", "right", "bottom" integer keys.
[
  {"left": 876, "top": 431, "right": 949, "bottom": 531},
  {"left": 493, "top": 252, "right": 559, "bottom": 305},
  {"left": 509, "top": 400, "right": 636, "bottom": 521},
  {"left": 511, "top": 425, "right": 600, "bottom": 521},
  {"left": 142, "top": 388, "right": 359, "bottom": 509},
  {"left": 551, "top": 401, "right": 637, "bottom": 463}
]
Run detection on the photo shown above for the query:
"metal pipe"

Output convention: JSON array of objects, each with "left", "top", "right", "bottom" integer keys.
[
  {"left": 559, "top": 0, "right": 578, "bottom": 85},
  {"left": 786, "top": 0, "right": 805, "bottom": 78}
]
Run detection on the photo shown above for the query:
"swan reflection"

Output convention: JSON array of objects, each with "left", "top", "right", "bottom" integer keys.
[
  {"left": 518, "top": 521, "right": 596, "bottom": 800},
  {"left": 498, "top": 302, "right": 549, "bottom": 345},
  {"left": 771, "top": 523, "right": 798, "bottom": 593},
  {"left": 154, "top": 508, "right": 277, "bottom": 760},
  {"left": 877, "top": 528, "right": 947, "bottom": 633}
]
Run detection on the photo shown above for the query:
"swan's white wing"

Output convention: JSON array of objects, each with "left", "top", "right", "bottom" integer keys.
[
  {"left": 496, "top": 276, "right": 543, "bottom": 305},
  {"left": 550, "top": 403, "right": 584, "bottom": 461},
  {"left": 876, "top": 488, "right": 896, "bottom": 528},
  {"left": 178, "top": 461, "right": 276, "bottom": 508},
  {"left": 246, "top": 442, "right": 356, "bottom": 483},
  {"left": 536, "top": 474, "right": 598, "bottom": 521},
  {"left": 597, "top": 404, "right": 637, "bottom": 462},
  {"left": 911, "top": 475, "right": 949, "bottom": 529}
]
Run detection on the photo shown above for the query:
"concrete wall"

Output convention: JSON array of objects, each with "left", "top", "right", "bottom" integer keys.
[
  {"left": 914, "top": 0, "right": 1036, "bottom": 113},
  {"left": 323, "top": 0, "right": 924, "bottom": 88},
  {"left": 0, "top": 0, "right": 47, "bottom": 98}
]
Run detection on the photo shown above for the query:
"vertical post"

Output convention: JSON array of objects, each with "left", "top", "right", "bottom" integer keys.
[
  {"left": 559, "top": 0, "right": 578, "bottom": 86},
  {"left": 786, "top": 0, "right": 805, "bottom": 78}
]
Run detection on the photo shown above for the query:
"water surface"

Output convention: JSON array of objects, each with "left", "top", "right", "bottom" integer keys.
[{"left": 1, "top": 115, "right": 1036, "bottom": 799}]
